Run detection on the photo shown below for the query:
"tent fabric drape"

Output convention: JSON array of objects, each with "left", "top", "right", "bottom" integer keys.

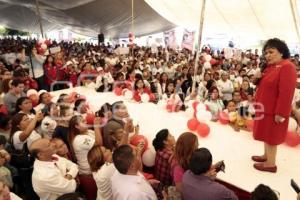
[{"left": 0, "top": 0, "right": 175, "bottom": 38}]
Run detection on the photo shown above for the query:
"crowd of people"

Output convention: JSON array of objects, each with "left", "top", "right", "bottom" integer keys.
[{"left": 0, "top": 37, "right": 299, "bottom": 200}]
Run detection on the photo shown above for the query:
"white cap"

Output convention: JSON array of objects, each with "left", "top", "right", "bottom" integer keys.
[{"left": 27, "top": 89, "right": 38, "bottom": 97}]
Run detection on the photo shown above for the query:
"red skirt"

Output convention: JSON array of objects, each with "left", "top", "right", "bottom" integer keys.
[{"left": 253, "top": 113, "right": 289, "bottom": 145}]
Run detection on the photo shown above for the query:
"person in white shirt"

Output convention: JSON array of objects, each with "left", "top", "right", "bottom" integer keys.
[
  {"left": 30, "top": 138, "right": 78, "bottom": 200},
  {"left": 217, "top": 72, "right": 234, "bottom": 103},
  {"left": 68, "top": 115, "right": 103, "bottom": 200},
  {"left": 111, "top": 145, "right": 158, "bottom": 200},
  {"left": 88, "top": 145, "right": 115, "bottom": 200},
  {"left": 0, "top": 181, "right": 22, "bottom": 200},
  {"left": 10, "top": 112, "right": 43, "bottom": 151}
]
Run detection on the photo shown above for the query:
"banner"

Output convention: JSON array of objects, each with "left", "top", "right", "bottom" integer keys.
[
  {"left": 181, "top": 29, "right": 195, "bottom": 51},
  {"left": 163, "top": 29, "right": 176, "bottom": 49}
]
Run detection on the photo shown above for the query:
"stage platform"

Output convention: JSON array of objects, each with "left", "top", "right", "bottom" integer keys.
[{"left": 51, "top": 87, "right": 300, "bottom": 200}]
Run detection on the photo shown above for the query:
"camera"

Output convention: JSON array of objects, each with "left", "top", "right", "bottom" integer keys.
[{"left": 215, "top": 160, "right": 225, "bottom": 173}]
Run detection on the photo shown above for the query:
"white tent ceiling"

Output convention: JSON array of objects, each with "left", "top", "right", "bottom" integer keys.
[
  {"left": 145, "top": 0, "right": 300, "bottom": 43},
  {"left": 0, "top": 0, "right": 175, "bottom": 38}
]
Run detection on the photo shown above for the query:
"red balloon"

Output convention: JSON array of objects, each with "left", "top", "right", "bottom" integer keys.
[
  {"left": 192, "top": 101, "right": 199, "bottom": 111},
  {"left": 187, "top": 118, "right": 200, "bottom": 131},
  {"left": 85, "top": 113, "right": 95, "bottom": 125},
  {"left": 196, "top": 123, "right": 210, "bottom": 137},
  {"left": 284, "top": 131, "right": 300, "bottom": 147},
  {"left": 218, "top": 112, "right": 229, "bottom": 125},
  {"left": 130, "top": 135, "right": 148, "bottom": 153},
  {"left": 245, "top": 120, "right": 254, "bottom": 132},
  {"left": 114, "top": 87, "right": 122, "bottom": 96},
  {"left": 166, "top": 104, "right": 173, "bottom": 112},
  {"left": 210, "top": 58, "right": 218, "bottom": 66}
]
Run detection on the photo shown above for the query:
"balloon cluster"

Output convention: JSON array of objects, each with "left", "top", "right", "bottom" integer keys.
[
  {"left": 130, "top": 135, "right": 156, "bottom": 167},
  {"left": 36, "top": 39, "right": 51, "bottom": 55},
  {"left": 187, "top": 101, "right": 211, "bottom": 137}
]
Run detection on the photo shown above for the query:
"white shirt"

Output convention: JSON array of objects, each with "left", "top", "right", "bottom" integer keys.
[
  {"left": 93, "top": 162, "right": 116, "bottom": 200},
  {"left": 217, "top": 79, "right": 234, "bottom": 101},
  {"left": 10, "top": 192, "right": 22, "bottom": 200},
  {"left": 13, "top": 130, "right": 41, "bottom": 150},
  {"left": 152, "top": 67, "right": 163, "bottom": 76},
  {"left": 32, "top": 154, "right": 78, "bottom": 200},
  {"left": 111, "top": 171, "right": 157, "bottom": 200},
  {"left": 73, "top": 130, "right": 95, "bottom": 174}
]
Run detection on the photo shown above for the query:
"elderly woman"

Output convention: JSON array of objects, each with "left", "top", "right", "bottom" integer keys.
[{"left": 252, "top": 38, "right": 297, "bottom": 173}]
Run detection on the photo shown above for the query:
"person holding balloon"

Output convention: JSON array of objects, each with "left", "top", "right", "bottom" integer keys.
[
  {"left": 133, "top": 78, "right": 155, "bottom": 103},
  {"left": 252, "top": 38, "right": 297, "bottom": 173}
]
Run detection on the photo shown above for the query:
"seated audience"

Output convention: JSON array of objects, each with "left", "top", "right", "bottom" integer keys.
[
  {"left": 182, "top": 148, "right": 238, "bottom": 200},
  {"left": 111, "top": 145, "right": 157, "bottom": 200},
  {"left": 3, "top": 79, "right": 26, "bottom": 114},
  {"left": 88, "top": 145, "right": 115, "bottom": 200},
  {"left": 251, "top": 184, "right": 279, "bottom": 200},
  {"left": 0, "top": 181, "right": 22, "bottom": 200},
  {"left": 171, "top": 132, "right": 198, "bottom": 194},
  {"left": 30, "top": 138, "right": 78, "bottom": 200},
  {"left": 152, "top": 129, "right": 175, "bottom": 186}
]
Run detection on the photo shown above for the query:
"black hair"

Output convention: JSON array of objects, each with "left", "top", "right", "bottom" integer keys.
[
  {"left": 263, "top": 38, "right": 290, "bottom": 59},
  {"left": 15, "top": 96, "right": 35, "bottom": 114},
  {"left": 0, "top": 113, "right": 10, "bottom": 130},
  {"left": 10, "top": 79, "right": 23, "bottom": 87},
  {"left": 251, "top": 184, "right": 278, "bottom": 200},
  {"left": 189, "top": 148, "right": 212, "bottom": 175},
  {"left": 74, "top": 99, "right": 86, "bottom": 111},
  {"left": 96, "top": 103, "right": 112, "bottom": 117},
  {"left": 134, "top": 78, "right": 145, "bottom": 90},
  {"left": 112, "top": 145, "right": 134, "bottom": 174},
  {"left": 152, "top": 129, "right": 169, "bottom": 151},
  {"left": 0, "top": 135, "right": 7, "bottom": 145}
]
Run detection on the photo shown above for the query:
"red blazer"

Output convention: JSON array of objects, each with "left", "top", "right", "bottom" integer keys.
[
  {"left": 253, "top": 59, "right": 297, "bottom": 145},
  {"left": 133, "top": 87, "right": 155, "bottom": 102}
]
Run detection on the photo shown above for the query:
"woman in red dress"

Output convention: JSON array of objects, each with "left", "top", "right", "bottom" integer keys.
[{"left": 252, "top": 38, "right": 297, "bottom": 173}]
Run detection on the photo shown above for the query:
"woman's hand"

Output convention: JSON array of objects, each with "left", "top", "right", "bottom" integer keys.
[{"left": 274, "top": 115, "right": 285, "bottom": 123}]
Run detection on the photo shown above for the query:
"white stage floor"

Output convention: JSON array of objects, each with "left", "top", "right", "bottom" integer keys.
[{"left": 52, "top": 87, "right": 300, "bottom": 199}]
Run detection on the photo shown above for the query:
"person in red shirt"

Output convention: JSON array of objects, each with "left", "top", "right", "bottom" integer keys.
[
  {"left": 252, "top": 38, "right": 297, "bottom": 173},
  {"left": 43, "top": 55, "right": 58, "bottom": 91},
  {"left": 133, "top": 78, "right": 155, "bottom": 102}
]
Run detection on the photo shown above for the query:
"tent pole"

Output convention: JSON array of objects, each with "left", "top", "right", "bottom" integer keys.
[
  {"left": 192, "top": 0, "right": 206, "bottom": 94},
  {"left": 131, "top": 0, "right": 134, "bottom": 55},
  {"left": 35, "top": 0, "right": 44, "bottom": 38},
  {"left": 289, "top": 0, "right": 300, "bottom": 42}
]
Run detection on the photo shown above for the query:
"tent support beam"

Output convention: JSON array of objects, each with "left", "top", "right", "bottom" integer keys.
[
  {"left": 35, "top": 0, "right": 44, "bottom": 38},
  {"left": 192, "top": 0, "right": 206, "bottom": 93},
  {"left": 290, "top": 0, "right": 300, "bottom": 42}
]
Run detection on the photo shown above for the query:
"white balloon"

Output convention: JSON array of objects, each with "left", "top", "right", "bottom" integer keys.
[
  {"left": 142, "top": 149, "right": 156, "bottom": 167},
  {"left": 41, "top": 43, "right": 47, "bottom": 50},
  {"left": 196, "top": 103, "right": 206, "bottom": 112},
  {"left": 124, "top": 90, "right": 133, "bottom": 100},
  {"left": 203, "top": 61, "right": 211, "bottom": 69},
  {"left": 196, "top": 110, "right": 212, "bottom": 122},
  {"left": 141, "top": 93, "right": 150, "bottom": 103},
  {"left": 205, "top": 54, "right": 212, "bottom": 61},
  {"left": 288, "top": 117, "right": 298, "bottom": 132}
]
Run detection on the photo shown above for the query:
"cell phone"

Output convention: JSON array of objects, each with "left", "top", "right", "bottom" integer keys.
[
  {"left": 215, "top": 160, "right": 225, "bottom": 173},
  {"left": 291, "top": 179, "right": 300, "bottom": 193}
]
